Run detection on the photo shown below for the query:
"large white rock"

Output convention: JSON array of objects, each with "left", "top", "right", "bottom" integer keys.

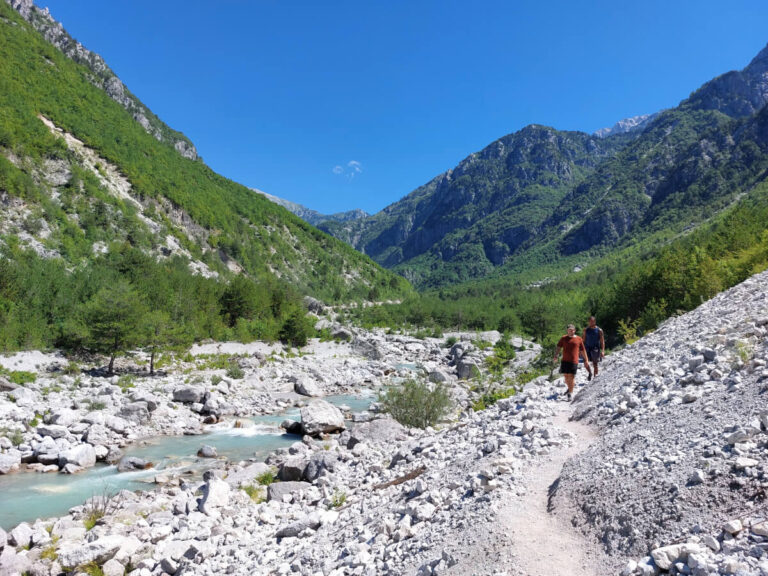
[
  {"left": 300, "top": 400, "right": 345, "bottom": 436},
  {"left": 293, "top": 377, "right": 323, "bottom": 397},
  {"left": 650, "top": 543, "right": 703, "bottom": 570},
  {"left": 9, "top": 522, "right": 33, "bottom": 548},
  {"left": 173, "top": 385, "right": 205, "bottom": 403},
  {"left": 58, "top": 444, "right": 96, "bottom": 469},
  {"left": 58, "top": 534, "right": 126, "bottom": 569},
  {"left": 84, "top": 424, "right": 112, "bottom": 446},
  {"left": 0, "top": 547, "right": 31, "bottom": 576},
  {"left": 0, "top": 452, "right": 21, "bottom": 475},
  {"left": 198, "top": 478, "right": 230, "bottom": 515},
  {"left": 49, "top": 409, "right": 80, "bottom": 426}
]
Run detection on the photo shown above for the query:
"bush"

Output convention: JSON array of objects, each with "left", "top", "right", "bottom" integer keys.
[
  {"left": 379, "top": 379, "right": 454, "bottom": 429},
  {"left": 256, "top": 469, "right": 276, "bottom": 486},
  {"left": 225, "top": 360, "right": 244, "bottom": 380}
]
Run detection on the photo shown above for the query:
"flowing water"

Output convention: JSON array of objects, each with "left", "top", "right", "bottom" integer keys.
[{"left": 0, "top": 392, "right": 376, "bottom": 530}]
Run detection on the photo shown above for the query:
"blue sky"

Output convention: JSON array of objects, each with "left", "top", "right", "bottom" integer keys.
[{"left": 43, "top": 1, "right": 768, "bottom": 214}]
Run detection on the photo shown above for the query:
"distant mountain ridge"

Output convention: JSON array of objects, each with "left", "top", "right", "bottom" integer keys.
[
  {"left": 322, "top": 42, "right": 768, "bottom": 288},
  {"left": 253, "top": 189, "right": 368, "bottom": 227}
]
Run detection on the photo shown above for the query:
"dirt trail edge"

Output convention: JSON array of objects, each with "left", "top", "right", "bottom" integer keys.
[{"left": 445, "top": 399, "right": 606, "bottom": 576}]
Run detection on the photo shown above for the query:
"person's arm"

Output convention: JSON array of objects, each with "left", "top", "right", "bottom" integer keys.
[{"left": 599, "top": 328, "right": 605, "bottom": 358}]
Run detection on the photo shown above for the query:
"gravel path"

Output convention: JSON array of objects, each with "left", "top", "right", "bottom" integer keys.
[
  {"left": 440, "top": 384, "right": 610, "bottom": 576},
  {"left": 503, "top": 405, "right": 602, "bottom": 576}
]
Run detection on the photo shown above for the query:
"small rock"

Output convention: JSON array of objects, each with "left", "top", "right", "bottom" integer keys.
[{"left": 723, "top": 519, "right": 743, "bottom": 534}]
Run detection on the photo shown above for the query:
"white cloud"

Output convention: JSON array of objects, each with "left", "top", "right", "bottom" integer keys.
[{"left": 332, "top": 160, "right": 364, "bottom": 179}]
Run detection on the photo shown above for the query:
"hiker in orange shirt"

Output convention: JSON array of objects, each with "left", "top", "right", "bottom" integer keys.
[{"left": 553, "top": 324, "right": 591, "bottom": 401}]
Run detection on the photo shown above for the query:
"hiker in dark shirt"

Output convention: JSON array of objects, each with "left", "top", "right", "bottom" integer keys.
[
  {"left": 553, "top": 324, "right": 591, "bottom": 401},
  {"left": 582, "top": 316, "right": 605, "bottom": 380}
]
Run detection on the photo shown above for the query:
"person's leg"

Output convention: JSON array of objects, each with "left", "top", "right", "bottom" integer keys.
[
  {"left": 564, "top": 373, "right": 575, "bottom": 394},
  {"left": 592, "top": 361, "right": 599, "bottom": 376}
]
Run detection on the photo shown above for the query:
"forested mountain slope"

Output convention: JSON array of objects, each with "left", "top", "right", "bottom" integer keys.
[
  {"left": 0, "top": 0, "right": 410, "bottom": 351},
  {"left": 325, "top": 43, "right": 768, "bottom": 289}
]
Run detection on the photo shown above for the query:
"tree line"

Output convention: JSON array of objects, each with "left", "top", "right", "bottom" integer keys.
[{"left": 0, "top": 243, "right": 315, "bottom": 371}]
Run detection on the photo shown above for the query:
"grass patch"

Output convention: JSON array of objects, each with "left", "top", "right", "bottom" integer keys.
[
  {"left": 241, "top": 483, "right": 265, "bottom": 503},
  {"left": 330, "top": 489, "right": 347, "bottom": 508},
  {"left": 0, "top": 369, "right": 37, "bottom": 386}
]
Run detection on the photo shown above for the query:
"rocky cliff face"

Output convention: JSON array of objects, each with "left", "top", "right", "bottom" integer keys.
[
  {"left": 6, "top": 0, "right": 198, "bottom": 160},
  {"left": 685, "top": 44, "right": 768, "bottom": 118},
  {"left": 323, "top": 125, "right": 625, "bottom": 286}
]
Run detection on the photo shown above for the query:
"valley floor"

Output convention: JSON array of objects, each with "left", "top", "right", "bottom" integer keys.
[{"left": 1, "top": 270, "right": 768, "bottom": 575}]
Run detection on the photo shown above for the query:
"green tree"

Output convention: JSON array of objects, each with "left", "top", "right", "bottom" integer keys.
[
  {"left": 279, "top": 307, "right": 314, "bottom": 348},
  {"left": 84, "top": 281, "right": 146, "bottom": 373},
  {"left": 142, "top": 311, "right": 191, "bottom": 376},
  {"left": 220, "top": 276, "right": 260, "bottom": 327}
]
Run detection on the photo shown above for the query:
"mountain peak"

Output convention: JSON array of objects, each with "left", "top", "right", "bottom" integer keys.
[
  {"left": 253, "top": 189, "right": 369, "bottom": 226},
  {"left": 684, "top": 42, "right": 768, "bottom": 118},
  {"left": 594, "top": 113, "right": 659, "bottom": 138},
  {"left": 746, "top": 42, "right": 768, "bottom": 70}
]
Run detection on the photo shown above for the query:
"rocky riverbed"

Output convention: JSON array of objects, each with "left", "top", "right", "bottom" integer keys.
[
  {"left": 4, "top": 269, "right": 768, "bottom": 576},
  {"left": 0, "top": 323, "right": 540, "bottom": 575}
]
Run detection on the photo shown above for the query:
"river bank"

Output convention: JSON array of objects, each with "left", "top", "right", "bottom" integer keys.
[{"left": 0, "top": 325, "right": 540, "bottom": 575}]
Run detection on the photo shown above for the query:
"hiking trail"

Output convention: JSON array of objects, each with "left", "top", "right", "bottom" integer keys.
[{"left": 446, "top": 392, "right": 606, "bottom": 576}]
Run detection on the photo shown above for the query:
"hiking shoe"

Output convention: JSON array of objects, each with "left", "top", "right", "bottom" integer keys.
[
  {"left": 566, "top": 391, "right": 572, "bottom": 401},
  {"left": 587, "top": 373, "right": 592, "bottom": 382}
]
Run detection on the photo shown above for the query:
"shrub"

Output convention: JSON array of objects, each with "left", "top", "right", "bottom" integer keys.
[
  {"left": 81, "top": 562, "right": 104, "bottom": 576},
  {"left": 472, "top": 385, "right": 517, "bottom": 411},
  {"left": 117, "top": 374, "right": 135, "bottom": 391},
  {"left": 83, "top": 489, "right": 120, "bottom": 531},
  {"left": 9, "top": 429, "right": 24, "bottom": 446},
  {"left": 40, "top": 536, "right": 59, "bottom": 561},
  {"left": 279, "top": 308, "right": 314, "bottom": 348},
  {"left": 617, "top": 318, "right": 640, "bottom": 345},
  {"left": 444, "top": 336, "right": 458, "bottom": 348},
  {"left": 63, "top": 362, "right": 81, "bottom": 376},
  {"left": 225, "top": 360, "right": 244, "bottom": 380},
  {"left": 379, "top": 379, "right": 454, "bottom": 429},
  {"left": 256, "top": 469, "right": 276, "bottom": 486}
]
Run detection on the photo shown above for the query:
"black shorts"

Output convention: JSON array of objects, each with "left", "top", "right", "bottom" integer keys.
[
  {"left": 587, "top": 348, "right": 601, "bottom": 364},
  {"left": 560, "top": 361, "right": 578, "bottom": 375}
]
